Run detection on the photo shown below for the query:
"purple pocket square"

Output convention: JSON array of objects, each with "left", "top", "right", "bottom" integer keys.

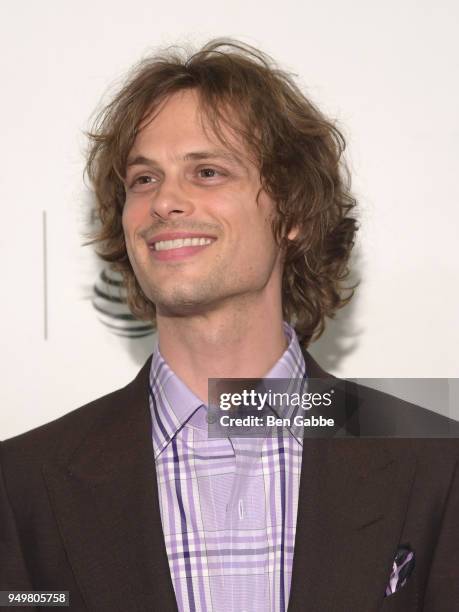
[{"left": 385, "top": 545, "right": 415, "bottom": 596}]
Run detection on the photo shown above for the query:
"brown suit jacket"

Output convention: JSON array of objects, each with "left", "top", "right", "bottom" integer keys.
[{"left": 1, "top": 349, "right": 459, "bottom": 611}]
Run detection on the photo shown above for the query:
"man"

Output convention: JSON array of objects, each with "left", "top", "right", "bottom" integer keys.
[{"left": 1, "top": 39, "right": 458, "bottom": 612}]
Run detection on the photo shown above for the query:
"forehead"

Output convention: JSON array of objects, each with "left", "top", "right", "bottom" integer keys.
[{"left": 132, "top": 88, "right": 252, "bottom": 163}]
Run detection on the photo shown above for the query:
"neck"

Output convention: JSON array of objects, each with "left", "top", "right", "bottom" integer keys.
[{"left": 156, "top": 301, "right": 288, "bottom": 405}]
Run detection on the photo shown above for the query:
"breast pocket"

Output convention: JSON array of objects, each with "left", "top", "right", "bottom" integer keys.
[{"left": 379, "top": 573, "right": 417, "bottom": 611}]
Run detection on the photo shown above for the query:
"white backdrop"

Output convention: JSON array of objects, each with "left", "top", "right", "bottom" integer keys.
[{"left": 1, "top": 0, "right": 458, "bottom": 439}]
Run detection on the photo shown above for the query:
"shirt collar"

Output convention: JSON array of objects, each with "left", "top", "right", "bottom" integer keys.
[{"left": 148, "top": 320, "right": 306, "bottom": 458}]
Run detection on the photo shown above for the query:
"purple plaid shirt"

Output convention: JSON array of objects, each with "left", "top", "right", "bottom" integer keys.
[{"left": 149, "top": 321, "right": 306, "bottom": 611}]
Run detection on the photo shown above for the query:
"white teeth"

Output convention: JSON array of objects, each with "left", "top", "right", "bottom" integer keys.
[{"left": 154, "top": 237, "right": 214, "bottom": 251}]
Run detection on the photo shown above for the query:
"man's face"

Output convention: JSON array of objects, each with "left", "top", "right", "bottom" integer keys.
[{"left": 122, "top": 88, "right": 290, "bottom": 318}]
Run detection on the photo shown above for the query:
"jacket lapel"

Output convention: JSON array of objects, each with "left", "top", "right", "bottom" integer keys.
[
  {"left": 43, "top": 357, "right": 178, "bottom": 611},
  {"left": 288, "top": 351, "right": 417, "bottom": 611}
]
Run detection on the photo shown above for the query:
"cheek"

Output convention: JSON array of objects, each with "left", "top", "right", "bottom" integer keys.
[
  {"left": 246, "top": 213, "right": 279, "bottom": 264},
  {"left": 235, "top": 220, "right": 275, "bottom": 269},
  {"left": 122, "top": 199, "right": 144, "bottom": 240},
  {"left": 121, "top": 212, "right": 141, "bottom": 262}
]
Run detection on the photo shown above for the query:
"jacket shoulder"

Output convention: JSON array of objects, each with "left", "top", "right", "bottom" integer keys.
[
  {"left": 352, "top": 380, "right": 459, "bottom": 437},
  {"left": 1, "top": 387, "right": 123, "bottom": 469},
  {"left": 1, "top": 355, "right": 153, "bottom": 469}
]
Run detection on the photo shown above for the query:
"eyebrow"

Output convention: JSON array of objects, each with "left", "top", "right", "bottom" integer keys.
[{"left": 126, "top": 149, "right": 246, "bottom": 170}]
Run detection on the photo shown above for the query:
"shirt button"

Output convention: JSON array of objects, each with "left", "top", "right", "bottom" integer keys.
[{"left": 206, "top": 412, "right": 217, "bottom": 424}]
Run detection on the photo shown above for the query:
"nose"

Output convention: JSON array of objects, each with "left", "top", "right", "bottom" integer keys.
[{"left": 149, "top": 175, "right": 195, "bottom": 220}]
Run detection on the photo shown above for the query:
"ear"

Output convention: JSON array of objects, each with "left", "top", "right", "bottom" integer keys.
[{"left": 287, "top": 225, "right": 299, "bottom": 240}]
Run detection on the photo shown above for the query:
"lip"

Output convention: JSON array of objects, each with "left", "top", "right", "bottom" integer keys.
[
  {"left": 147, "top": 231, "right": 217, "bottom": 247},
  {"left": 150, "top": 240, "right": 216, "bottom": 262},
  {"left": 147, "top": 232, "right": 218, "bottom": 262}
]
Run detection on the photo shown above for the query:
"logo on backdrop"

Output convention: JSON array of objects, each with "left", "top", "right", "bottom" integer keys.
[
  {"left": 92, "top": 266, "right": 154, "bottom": 338},
  {"left": 87, "top": 203, "right": 153, "bottom": 339}
]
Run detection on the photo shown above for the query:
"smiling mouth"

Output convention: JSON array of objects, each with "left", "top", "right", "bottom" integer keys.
[
  {"left": 148, "top": 237, "right": 217, "bottom": 261},
  {"left": 151, "top": 237, "right": 216, "bottom": 251}
]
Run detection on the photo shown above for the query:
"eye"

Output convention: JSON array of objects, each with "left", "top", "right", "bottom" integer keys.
[
  {"left": 128, "top": 174, "right": 158, "bottom": 191},
  {"left": 197, "top": 167, "right": 225, "bottom": 179},
  {"left": 134, "top": 175, "right": 156, "bottom": 185}
]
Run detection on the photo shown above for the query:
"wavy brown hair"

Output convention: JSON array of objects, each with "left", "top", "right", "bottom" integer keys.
[{"left": 85, "top": 38, "right": 358, "bottom": 348}]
